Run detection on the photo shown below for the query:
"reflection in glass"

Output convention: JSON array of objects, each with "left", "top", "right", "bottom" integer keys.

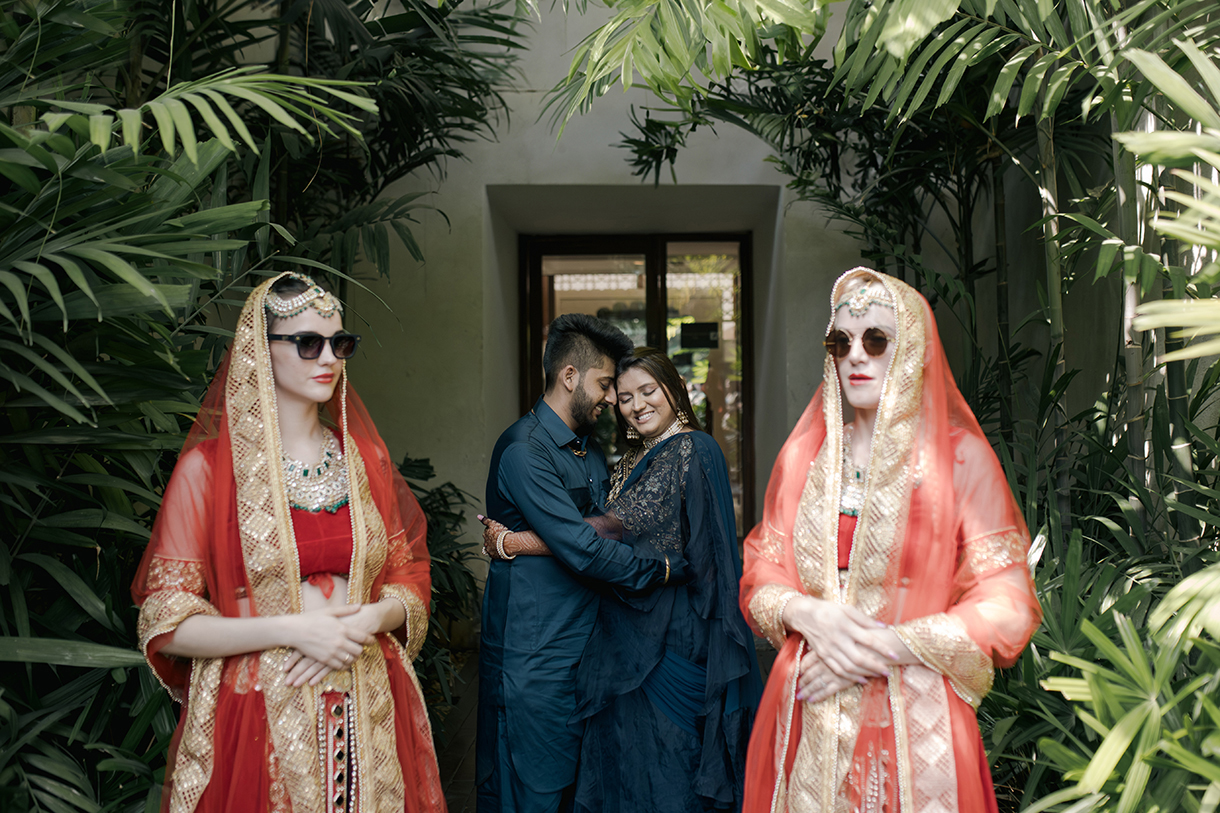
[{"left": 666, "top": 242, "right": 743, "bottom": 535}]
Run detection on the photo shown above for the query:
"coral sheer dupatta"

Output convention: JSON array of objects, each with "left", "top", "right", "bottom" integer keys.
[
  {"left": 132, "top": 274, "right": 441, "bottom": 813},
  {"left": 739, "top": 269, "right": 1041, "bottom": 813}
]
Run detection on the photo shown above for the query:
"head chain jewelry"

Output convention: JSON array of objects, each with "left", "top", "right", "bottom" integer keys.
[
  {"left": 264, "top": 273, "right": 344, "bottom": 319},
  {"left": 835, "top": 283, "right": 894, "bottom": 318}
]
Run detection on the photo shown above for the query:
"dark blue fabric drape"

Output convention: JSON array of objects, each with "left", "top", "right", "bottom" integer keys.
[{"left": 572, "top": 431, "right": 762, "bottom": 813}]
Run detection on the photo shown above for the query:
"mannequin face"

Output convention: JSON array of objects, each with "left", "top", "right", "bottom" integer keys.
[
  {"left": 832, "top": 304, "right": 897, "bottom": 412},
  {"left": 268, "top": 308, "right": 345, "bottom": 407},
  {"left": 616, "top": 367, "right": 678, "bottom": 439}
]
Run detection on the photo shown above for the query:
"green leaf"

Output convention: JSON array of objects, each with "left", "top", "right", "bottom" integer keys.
[
  {"left": 88, "top": 113, "right": 114, "bottom": 154},
  {"left": 0, "top": 638, "right": 143, "bottom": 668},
  {"left": 145, "top": 101, "right": 177, "bottom": 157},
  {"left": 37, "top": 509, "right": 150, "bottom": 538},
  {"left": 16, "top": 554, "right": 117, "bottom": 631},
  {"left": 118, "top": 108, "right": 143, "bottom": 152},
  {"left": 29, "top": 283, "right": 193, "bottom": 322},
  {"left": 1079, "top": 701, "right": 1152, "bottom": 792},
  {"left": 1123, "top": 48, "right": 1220, "bottom": 129},
  {"left": 59, "top": 247, "right": 171, "bottom": 314},
  {"left": 0, "top": 158, "right": 42, "bottom": 194}
]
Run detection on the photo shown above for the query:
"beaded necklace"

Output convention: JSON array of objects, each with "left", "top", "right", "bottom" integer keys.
[
  {"left": 609, "top": 421, "right": 684, "bottom": 502},
  {"left": 643, "top": 419, "right": 683, "bottom": 450},
  {"left": 282, "top": 429, "right": 350, "bottom": 513},
  {"left": 840, "top": 424, "right": 867, "bottom": 517}
]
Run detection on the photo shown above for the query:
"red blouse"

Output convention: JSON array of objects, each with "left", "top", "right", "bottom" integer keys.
[
  {"left": 293, "top": 504, "right": 353, "bottom": 597},
  {"left": 837, "top": 513, "right": 857, "bottom": 569}
]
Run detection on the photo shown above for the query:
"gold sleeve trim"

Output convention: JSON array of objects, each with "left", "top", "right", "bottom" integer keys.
[
  {"left": 892, "top": 613, "right": 994, "bottom": 708},
  {"left": 379, "top": 583, "right": 429, "bottom": 662},
  {"left": 960, "top": 526, "right": 1027, "bottom": 582},
  {"left": 137, "top": 591, "right": 220, "bottom": 702},
  {"left": 748, "top": 584, "right": 803, "bottom": 650},
  {"left": 146, "top": 556, "right": 206, "bottom": 594}
]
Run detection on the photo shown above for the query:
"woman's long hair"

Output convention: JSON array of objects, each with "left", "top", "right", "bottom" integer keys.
[{"left": 614, "top": 347, "right": 703, "bottom": 446}]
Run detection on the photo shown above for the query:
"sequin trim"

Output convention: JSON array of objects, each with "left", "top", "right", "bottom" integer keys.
[
  {"left": 959, "top": 526, "right": 1027, "bottom": 582},
  {"left": 380, "top": 584, "right": 429, "bottom": 662},
  {"left": 892, "top": 613, "right": 994, "bottom": 708},
  {"left": 138, "top": 590, "right": 219, "bottom": 702},
  {"left": 146, "top": 556, "right": 206, "bottom": 594},
  {"left": 748, "top": 584, "right": 803, "bottom": 651}
]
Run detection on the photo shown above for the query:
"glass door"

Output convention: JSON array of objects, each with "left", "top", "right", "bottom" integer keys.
[
  {"left": 521, "top": 234, "right": 753, "bottom": 534},
  {"left": 664, "top": 242, "right": 745, "bottom": 534}
]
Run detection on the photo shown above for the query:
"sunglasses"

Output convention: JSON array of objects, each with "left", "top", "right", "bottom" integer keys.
[
  {"left": 824, "top": 328, "right": 891, "bottom": 359},
  {"left": 268, "top": 332, "right": 362, "bottom": 360}
]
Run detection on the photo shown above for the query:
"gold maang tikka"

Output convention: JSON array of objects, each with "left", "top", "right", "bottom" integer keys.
[
  {"left": 836, "top": 283, "right": 894, "bottom": 318},
  {"left": 263, "top": 273, "right": 344, "bottom": 319}
]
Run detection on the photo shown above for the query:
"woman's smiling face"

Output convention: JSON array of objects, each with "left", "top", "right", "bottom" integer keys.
[
  {"left": 616, "top": 366, "right": 678, "bottom": 439},
  {"left": 832, "top": 304, "right": 897, "bottom": 412}
]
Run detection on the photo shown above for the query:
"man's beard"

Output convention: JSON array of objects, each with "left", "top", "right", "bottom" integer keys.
[{"left": 569, "top": 384, "right": 601, "bottom": 436}]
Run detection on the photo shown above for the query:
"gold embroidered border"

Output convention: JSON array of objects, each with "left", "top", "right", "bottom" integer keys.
[
  {"left": 138, "top": 590, "right": 219, "bottom": 702},
  {"left": 346, "top": 435, "right": 405, "bottom": 813},
  {"left": 169, "top": 656, "right": 224, "bottom": 813},
  {"left": 893, "top": 613, "right": 994, "bottom": 708},
  {"left": 748, "top": 584, "right": 803, "bottom": 651},
  {"left": 227, "top": 275, "right": 323, "bottom": 813},
  {"left": 387, "top": 635, "right": 446, "bottom": 811},
  {"left": 897, "top": 665, "right": 958, "bottom": 813},
  {"left": 146, "top": 556, "right": 206, "bottom": 594},
  {"left": 770, "top": 640, "right": 803, "bottom": 813},
  {"left": 380, "top": 583, "right": 429, "bottom": 663},
  {"left": 960, "top": 526, "right": 1027, "bottom": 583}
]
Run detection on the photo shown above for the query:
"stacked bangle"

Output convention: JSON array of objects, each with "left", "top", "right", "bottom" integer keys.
[{"left": 495, "top": 529, "right": 516, "bottom": 560}]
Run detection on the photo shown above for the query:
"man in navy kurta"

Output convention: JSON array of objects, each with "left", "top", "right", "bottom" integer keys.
[{"left": 476, "top": 315, "right": 678, "bottom": 813}]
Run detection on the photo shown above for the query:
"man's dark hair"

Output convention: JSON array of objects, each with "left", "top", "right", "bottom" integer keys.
[{"left": 543, "top": 313, "right": 633, "bottom": 392}]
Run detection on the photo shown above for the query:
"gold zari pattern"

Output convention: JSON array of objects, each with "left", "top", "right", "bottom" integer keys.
[
  {"left": 748, "top": 584, "right": 803, "bottom": 651},
  {"left": 137, "top": 590, "right": 219, "bottom": 702},
  {"left": 146, "top": 556, "right": 206, "bottom": 594},
  {"left": 959, "top": 526, "right": 1026, "bottom": 583},
  {"left": 380, "top": 583, "right": 429, "bottom": 662},
  {"left": 894, "top": 614, "right": 994, "bottom": 708}
]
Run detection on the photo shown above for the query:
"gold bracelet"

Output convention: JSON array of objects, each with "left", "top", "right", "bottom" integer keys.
[{"left": 663, "top": 554, "right": 670, "bottom": 585}]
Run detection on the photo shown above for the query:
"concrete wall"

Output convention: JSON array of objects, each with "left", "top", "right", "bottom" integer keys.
[{"left": 343, "top": 9, "right": 865, "bottom": 546}]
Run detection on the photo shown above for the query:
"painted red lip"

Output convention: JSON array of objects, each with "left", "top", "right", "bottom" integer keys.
[
  {"left": 849, "top": 375, "right": 872, "bottom": 381},
  {"left": 313, "top": 374, "right": 335, "bottom": 383}
]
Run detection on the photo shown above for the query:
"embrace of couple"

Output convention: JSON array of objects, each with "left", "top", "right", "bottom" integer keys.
[{"left": 475, "top": 313, "right": 764, "bottom": 813}]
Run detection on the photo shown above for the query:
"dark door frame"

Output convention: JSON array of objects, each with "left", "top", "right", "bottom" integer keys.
[{"left": 518, "top": 231, "right": 755, "bottom": 530}]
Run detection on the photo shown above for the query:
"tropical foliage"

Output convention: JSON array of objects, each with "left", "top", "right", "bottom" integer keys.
[{"left": 0, "top": 1, "right": 519, "bottom": 809}]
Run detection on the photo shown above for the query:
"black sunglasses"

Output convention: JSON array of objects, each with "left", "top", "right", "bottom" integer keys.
[
  {"left": 267, "top": 332, "right": 362, "bottom": 360},
  {"left": 824, "top": 328, "right": 890, "bottom": 359}
]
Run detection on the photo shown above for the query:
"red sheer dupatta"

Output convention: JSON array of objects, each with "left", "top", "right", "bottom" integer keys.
[
  {"left": 739, "top": 269, "right": 1041, "bottom": 813},
  {"left": 131, "top": 273, "right": 442, "bottom": 813}
]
